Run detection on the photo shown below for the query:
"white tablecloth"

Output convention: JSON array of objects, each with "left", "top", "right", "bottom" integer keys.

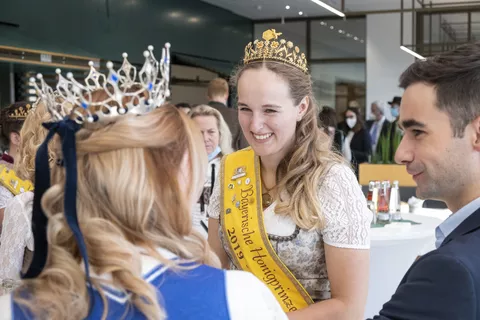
[{"left": 365, "top": 210, "right": 450, "bottom": 318}]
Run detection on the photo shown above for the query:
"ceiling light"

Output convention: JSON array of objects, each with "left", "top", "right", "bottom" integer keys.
[
  {"left": 257, "top": 5, "right": 262, "bottom": 10},
  {"left": 28, "top": 96, "right": 37, "bottom": 102},
  {"left": 320, "top": 21, "right": 326, "bottom": 25},
  {"left": 330, "top": 26, "right": 334, "bottom": 30},
  {"left": 286, "top": 5, "right": 290, "bottom": 9},
  {"left": 310, "top": 0, "right": 345, "bottom": 18},
  {"left": 360, "top": 39, "right": 364, "bottom": 43},
  {"left": 188, "top": 17, "right": 200, "bottom": 23},
  {"left": 400, "top": 46, "right": 426, "bottom": 60},
  {"left": 354, "top": 36, "right": 358, "bottom": 40},
  {"left": 347, "top": 33, "right": 351, "bottom": 37},
  {"left": 299, "top": 11, "right": 303, "bottom": 15},
  {"left": 168, "top": 11, "right": 182, "bottom": 18}
]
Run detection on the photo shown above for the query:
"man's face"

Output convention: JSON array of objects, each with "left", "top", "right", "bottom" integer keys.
[{"left": 395, "top": 83, "right": 474, "bottom": 203}]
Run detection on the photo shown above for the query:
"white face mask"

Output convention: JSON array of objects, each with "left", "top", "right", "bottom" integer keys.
[{"left": 346, "top": 117, "right": 357, "bottom": 129}]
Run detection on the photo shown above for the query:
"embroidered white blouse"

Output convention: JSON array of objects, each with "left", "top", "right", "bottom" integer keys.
[
  {"left": 208, "top": 163, "right": 372, "bottom": 301},
  {"left": 0, "top": 192, "right": 34, "bottom": 290}
]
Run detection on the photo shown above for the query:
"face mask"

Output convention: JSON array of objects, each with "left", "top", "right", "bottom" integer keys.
[
  {"left": 390, "top": 107, "right": 399, "bottom": 118},
  {"left": 208, "top": 146, "right": 222, "bottom": 161},
  {"left": 346, "top": 117, "right": 357, "bottom": 129}
]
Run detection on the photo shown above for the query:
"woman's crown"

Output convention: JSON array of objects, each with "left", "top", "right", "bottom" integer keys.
[
  {"left": 243, "top": 29, "right": 308, "bottom": 73},
  {"left": 29, "top": 43, "right": 171, "bottom": 125}
]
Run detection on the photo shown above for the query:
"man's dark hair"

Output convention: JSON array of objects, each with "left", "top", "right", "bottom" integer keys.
[
  {"left": 175, "top": 102, "right": 191, "bottom": 110},
  {"left": 399, "top": 42, "right": 480, "bottom": 137}
]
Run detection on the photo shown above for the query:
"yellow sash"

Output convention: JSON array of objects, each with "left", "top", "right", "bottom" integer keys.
[
  {"left": 221, "top": 148, "right": 313, "bottom": 312},
  {"left": 0, "top": 164, "right": 34, "bottom": 196}
]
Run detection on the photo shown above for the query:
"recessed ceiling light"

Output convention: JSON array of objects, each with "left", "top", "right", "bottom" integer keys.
[
  {"left": 400, "top": 46, "right": 426, "bottom": 60},
  {"left": 347, "top": 33, "right": 351, "bottom": 37},
  {"left": 330, "top": 26, "right": 334, "bottom": 29},
  {"left": 257, "top": 5, "right": 262, "bottom": 10},
  {"left": 188, "top": 17, "right": 200, "bottom": 23},
  {"left": 298, "top": 11, "right": 303, "bottom": 15},
  {"left": 286, "top": 5, "right": 290, "bottom": 9},
  {"left": 310, "top": 0, "right": 345, "bottom": 18},
  {"left": 320, "top": 21, "right": 326, "bottom": 25},
  {"left": 354, "top": 36, "right": 358, "bottom": 40},
  {"left": 168, "top": 11, "right": 182, "bottom": 18},
  {"left": 360, "top": 39, "right": 364, "bottom": 43}
]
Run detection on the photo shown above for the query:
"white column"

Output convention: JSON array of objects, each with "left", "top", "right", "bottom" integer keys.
[{"left": 366, "top": 12, "right": 414, "bottom": 120}]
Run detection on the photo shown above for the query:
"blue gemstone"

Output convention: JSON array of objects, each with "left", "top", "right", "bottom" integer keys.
[
  {"left": 81, "top": 102, "right": 88, "bottom": 109},
  {"left": 148, "top": 83, "right": 153, "bottom": 91},
  {"left": 111, "top": 74, "right": 118, "bottom": 82}
]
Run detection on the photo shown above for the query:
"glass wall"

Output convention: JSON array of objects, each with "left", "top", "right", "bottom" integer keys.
[
  {"left": 310, "top": 62, "right": 365, "bottom": 122},
  {"left": 310, "top": 18, "right": 366, "bottom": 59},
  {"left": 253, "top": 17, "right": 366, "bottom": 118}
]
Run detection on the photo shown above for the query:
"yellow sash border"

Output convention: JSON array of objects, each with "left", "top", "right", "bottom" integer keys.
[
  {"left": 0, "top": 164, "right": 33, "bottom": 196},
  {"left": 220, "top": 148, "right": 313, "bottom": 312}
]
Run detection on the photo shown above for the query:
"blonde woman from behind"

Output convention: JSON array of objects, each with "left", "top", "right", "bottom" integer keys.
[
  {"left": 5, "top": 98, "right": 287, "bottom": 319},
  {"left": 190, "top": 104, "right": 233, "bottom": 237}
]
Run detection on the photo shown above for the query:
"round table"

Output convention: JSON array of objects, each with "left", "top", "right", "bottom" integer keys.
[{"left": 364, "top": 212, "right": 447, "bottom": 318}]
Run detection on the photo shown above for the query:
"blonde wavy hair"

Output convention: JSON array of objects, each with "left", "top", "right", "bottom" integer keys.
[
  {"left": 232, "top": 62, "right": 345, "bottom": 230},
  {"left": 189, "top": 104, "right": 234, "bottom": 155},
  {"left": 14, "top": 96, "right": 220, "bottom": 319},
  {"left": 15, "top": 100, "right": 56, "bottom": 182}
]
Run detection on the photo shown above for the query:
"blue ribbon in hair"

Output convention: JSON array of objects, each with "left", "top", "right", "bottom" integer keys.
[{"left": 22, "top": 118, "right": 94, "bottom": 314}]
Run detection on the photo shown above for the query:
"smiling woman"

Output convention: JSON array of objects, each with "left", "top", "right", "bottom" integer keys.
[{"left": 208, "top": 29, "right": 372, "bottom": 320}]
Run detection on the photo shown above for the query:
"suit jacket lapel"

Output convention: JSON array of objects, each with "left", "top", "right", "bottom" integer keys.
[{"left": 442, "top": 208, "right": 480, "bottom": 246}]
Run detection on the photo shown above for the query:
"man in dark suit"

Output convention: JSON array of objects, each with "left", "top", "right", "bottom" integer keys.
[
  {"left": 369, "top": 42, "right": 480, "bottom": 319},
  {"left": 207, "top": 78, "right": 248, "bottom": 151}
]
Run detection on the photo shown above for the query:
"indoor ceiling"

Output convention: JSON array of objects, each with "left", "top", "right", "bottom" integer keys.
[{"left": 200, "top": 0, "right": 480, "bottom": 20}]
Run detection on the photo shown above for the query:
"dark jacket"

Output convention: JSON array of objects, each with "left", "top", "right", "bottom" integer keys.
[
  {"left": 208, "top": 101, "right": 249, "bottom": 151},
  {"left": 369, "top": 208, "right": 480, "bottom": 320},
  {"left": 349, "top": 127, "right": 371, "bottom": 165}
]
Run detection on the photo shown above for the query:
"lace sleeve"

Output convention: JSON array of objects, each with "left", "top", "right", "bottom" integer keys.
[
  {"left": 0, "top": 186, "right": 13, "bottom": 209},
  {"left": 0, "top": 193, "right": 33, "bottom": 281},
  {"left": 319, "top": 164, "right": 372, "bottom": 249},
  {"left": 206, "top": 172, "right": 221, "bottom": 220}
]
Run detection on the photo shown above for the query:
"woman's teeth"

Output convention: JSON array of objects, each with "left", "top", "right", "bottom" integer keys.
[{"left": 253, "top": 133, "right": 273, "bottom": 140}]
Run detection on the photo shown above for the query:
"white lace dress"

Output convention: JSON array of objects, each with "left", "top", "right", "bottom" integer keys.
[
  {"left": 0, "top": 186, "right": 13, "bottom": 210},
  {"left": 0, "top": 192, "right": 33, "bottom": 295},
  {"left": 208, "top": 163, "right": 372, "bottom": 301}
]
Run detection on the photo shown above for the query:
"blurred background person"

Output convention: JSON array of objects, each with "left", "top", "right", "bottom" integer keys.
[
  {"left": 190, "top": 104, "right": 233, "bottom": 237},
  {"left": 0, "top": 100, "right": 50, "bottom": 293},
  {"left": 366, "top": 101, "right": 391, "bottom": 155},
  {"left": 318, "top": 106, "right": 351, "bottom": 161},
  {"left": 342, "top": 107, "right": 371, "bottom": 177},
  {"left": 207, "top": 78, "right": 248, "bottom": 151}
]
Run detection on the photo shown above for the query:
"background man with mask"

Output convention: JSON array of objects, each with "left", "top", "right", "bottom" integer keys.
[{"left": 388, "top": 96, "right": 402, "bottom": 121}]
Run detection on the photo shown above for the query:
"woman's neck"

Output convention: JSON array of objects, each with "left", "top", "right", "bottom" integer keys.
[{"left": 260, "top": 155, "right": 281, "bottom": 189}]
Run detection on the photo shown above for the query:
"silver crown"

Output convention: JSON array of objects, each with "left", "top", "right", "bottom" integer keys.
[{"left": 29, "top": 43, "right": 171, "bottom": 124}]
